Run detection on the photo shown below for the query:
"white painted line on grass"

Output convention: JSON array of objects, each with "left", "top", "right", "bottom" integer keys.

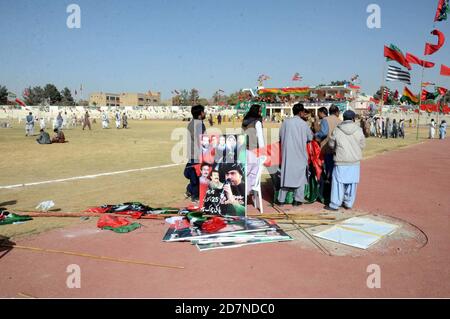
[{"left": 0, "top": 163, "right": 183, "bottom": 190}]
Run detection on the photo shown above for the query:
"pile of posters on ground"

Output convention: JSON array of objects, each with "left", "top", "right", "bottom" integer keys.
[{"left": 163, "top": 214, "right": 292, "bottom": 251}]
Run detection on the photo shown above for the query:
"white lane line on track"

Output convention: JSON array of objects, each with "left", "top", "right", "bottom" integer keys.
[{"left": 0, "top": 163, "right": 183, "bottom": 190}]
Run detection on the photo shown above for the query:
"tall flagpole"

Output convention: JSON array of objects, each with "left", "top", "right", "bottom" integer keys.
[
  {"left": 416, "top": 66, "right": 425, "bottom": 140},
  {"left": 380, "top": 60, "right": 387, "bottom": 115}
]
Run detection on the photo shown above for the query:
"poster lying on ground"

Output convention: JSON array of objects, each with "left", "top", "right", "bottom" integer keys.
[
  {"left": 198, "top": 134, "right": 247, "bottom": 217},
  {"left": 194, "top": 226, "right": 293, "bottom": 251},
  {"left": 162, "top": 217, "right": 273, "bottom": 242}
]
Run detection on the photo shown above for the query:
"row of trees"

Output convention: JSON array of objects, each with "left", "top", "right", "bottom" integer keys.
[
  {"left": 24, "top": 84, "right": 75, "bottom": 106},
  {"left": 171, "top": 89, "right": 243, "bottom": 106},
  {"left": 0, "top": 84, "right": 75, "bottom": 106}
]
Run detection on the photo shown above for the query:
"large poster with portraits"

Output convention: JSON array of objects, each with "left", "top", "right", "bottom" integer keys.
[{"left": 197, "top": 134, "right": 247, "bottom": 217}]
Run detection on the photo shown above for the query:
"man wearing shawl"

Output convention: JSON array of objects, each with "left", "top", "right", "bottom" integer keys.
[{"left": 277, "top": 103, "right": 313, "bottom": 206}]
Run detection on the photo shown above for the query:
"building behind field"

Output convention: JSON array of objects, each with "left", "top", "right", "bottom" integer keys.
[{"left": 89, "top": 91, "right": 161, "bottom": 107}]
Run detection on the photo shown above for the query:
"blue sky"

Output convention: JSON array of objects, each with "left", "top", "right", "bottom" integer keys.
[{"left": 1, "top": 0, "right": 449, "bottom": 100}]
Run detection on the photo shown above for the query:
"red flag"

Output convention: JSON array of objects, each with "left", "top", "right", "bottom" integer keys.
[
  {"left": 441, "top": 64, "right": 450, "bottom": 76},
  {"left": 394, "top": 90, "right": 399, "bottom": 100},
  {"left": 437, "top": 87, "right": 448, "bottom": 95},
  {"left": 384, "top": 46, "right": 412, "bottom": 70},
  {"left": 424, "top": 29, "right": 445, "bottom": 55},
  {"left": 292, "top": 72, "right": 302, "bottom": 81},
  {"left": 383, "top": 87, "right": 390, "bottom": 102},
  {"left": 434, "top": 0, "right": 449, "bottom": 22},
  {"left": 15, "top": 98, "right": 26, "bottom": 107},
  {"left": 405, "top": 53, "right": 435, "bottom": 68}
]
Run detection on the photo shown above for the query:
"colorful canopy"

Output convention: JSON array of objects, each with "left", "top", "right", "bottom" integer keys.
[{"left": 257, "top": 87, "right": 311, "bottom": 96}]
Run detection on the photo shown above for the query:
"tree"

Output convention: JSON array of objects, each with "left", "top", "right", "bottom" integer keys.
[
  {"left": 61, "top": 87, "right": 75, "bottom": 106},
  {"left": 373, "top": 87, "right": 397, "bottom": 105},
  {"left": 189, "top": 88, "right": 200, "bottom": 105},
  {"left": 24, "top": 86, "right": 45, "bottom": 105},
  {"left": 0, "top": 85, "right": 8, "bottom": 104},
  {"left": 197, "top": 98, "right": 209, "bottom": 106},
  {"left": 44, "top": 84, "right": 62, "bottom": 105},
  {"left": 180, "top": 89, "right": 189, "bottom": 106},
  {"left": 172, "top": 95, "right": 181, "bottom": 106},
  {"left": 227, "top": 91, "right": 241, "bottom": 106}
]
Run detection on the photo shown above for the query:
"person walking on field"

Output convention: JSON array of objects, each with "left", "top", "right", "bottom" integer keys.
[
  {"left": 326, "top": 110, "right": 365, "bottom": 211},
  {"left": 122, "top": 112, "right": 128, "bottom": 129},
  {"left": 25, "top": 112, "right": 34, "bottom": 136},
  {"left": 115, "top": 111, "right": 121, "bottom": 129},
  {"left": 82, "top": 111, "right": 91, "bottom": 130}
]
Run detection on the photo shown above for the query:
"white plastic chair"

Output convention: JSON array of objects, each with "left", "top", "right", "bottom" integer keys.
[{"left": 252, "top": 155, "right": 267, "bottom": 214}]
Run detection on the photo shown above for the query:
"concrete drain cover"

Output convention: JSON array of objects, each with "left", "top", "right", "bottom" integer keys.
[{"left": 280, "top": 211, "right": 427, "bottom": 257}]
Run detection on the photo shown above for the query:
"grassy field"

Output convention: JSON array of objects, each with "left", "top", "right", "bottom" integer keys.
[{"left": 0, "top": 119, "right": 430, "bottom": 239}]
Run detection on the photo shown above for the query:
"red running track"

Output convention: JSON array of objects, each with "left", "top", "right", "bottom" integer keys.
[{"left": 0, "top": 138, "right": 449, "bottom": 298}]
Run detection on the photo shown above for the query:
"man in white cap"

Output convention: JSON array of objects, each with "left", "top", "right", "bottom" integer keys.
[{"left": 326, "top": 110, "right": 365, "bottom": 211}]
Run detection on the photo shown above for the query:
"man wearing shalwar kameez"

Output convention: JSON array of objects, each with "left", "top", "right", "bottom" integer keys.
[
  {"left": 326, "top": 110, "right": 365, "bottom": 211},
  {"left": 278, "top": 103, "right": 313, "bottom": 206}
]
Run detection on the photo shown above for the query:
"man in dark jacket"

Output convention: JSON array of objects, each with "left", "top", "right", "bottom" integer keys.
[{"left": 184, "top": 105, "right": 206, "bottom": 202}]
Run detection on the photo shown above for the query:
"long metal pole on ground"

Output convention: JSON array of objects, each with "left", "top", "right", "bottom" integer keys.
[
  {"left": 416, "top": 67, "right": 425, "bottom": 140},
  {"left": 0, "top": 244, "right": 185, "bottom": 269}
]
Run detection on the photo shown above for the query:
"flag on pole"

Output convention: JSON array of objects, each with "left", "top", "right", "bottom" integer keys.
[
  {"left": 437, "top": 87, "right": 448, "bottom": 96},
  {"left": 383, "top": 87, "right": 390, "bottom": 102},
  {"left": 292, "top": 73, "right": 302, "bottom": 81},
  {"left": 421, "top": 89, "right": 439, "bottom": 101},
  {"left": 401, "top": 87, "right": 419, "bottom": 104},
  {"left": 434, "top": 0, "right": 449, "bottom": 22},
  {"left": 386, "top": 65, "right": 411, "bottom": 85},
  {"left": 424, "top": 29, "right": 445, "bottom": 56},
  {"left": 394, "top": 90, "right": 399, "bottom": 101},
  {"left": 384, "top": 44, "right": 412, "bottom": 70},
  {"left": 405, "top": 53, "right": 435, "bottom": 68},
  {"left": 350, "top": 74, "right": 359, "bottom": 82},
  {"left": 422, "top": 82, "right": 436, "bottom": 87},
  {"left": 440, "top": 64, "right": 450, "bottom": 76}
]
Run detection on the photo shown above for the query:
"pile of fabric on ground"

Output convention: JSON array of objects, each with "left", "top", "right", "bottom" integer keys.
[
  {"left": 85, "top": 202, "right": 183, "bottom": 233},
  {"left": 0, "top": 209, "right": 33, "bottom": 226},
  {"left": 85, "top": 202, "right": 182, "bottom": 219},
  {"left": 163, "top": 213, "right": 292, "bottom": 251}
]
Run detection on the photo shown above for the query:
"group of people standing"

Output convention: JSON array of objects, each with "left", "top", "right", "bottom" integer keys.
[
  {"left": 183, "top": 103, "right": 366, "bottom": 212},
  {"left": 276, "top": 104, "right": 365, "bottom": 211},
  {"left": 429, "top": 119, "right": 448, "bottom": 139},
  {"left": 367, "top": 117, "right": 406, "bottom": 139},
  {"left": 101, "top": 110, "right": 128, "bottom": 129}
]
